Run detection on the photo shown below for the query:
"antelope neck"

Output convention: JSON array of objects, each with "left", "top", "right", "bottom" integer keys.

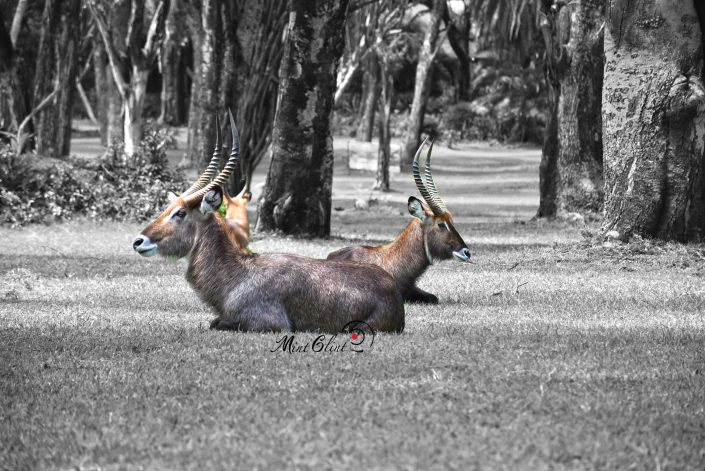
[{"left": 389, "top": 219, "right": 433, "bottom": 275}]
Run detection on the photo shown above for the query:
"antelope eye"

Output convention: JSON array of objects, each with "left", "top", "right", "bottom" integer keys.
[
  {"left": 438, "top": 222, "right": 448, "bottom": 231},
  {"left": 172, "top": 208, "right": 187, "bottom": 220}
]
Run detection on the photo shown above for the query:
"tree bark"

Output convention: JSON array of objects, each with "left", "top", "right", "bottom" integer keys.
[
  {"left": 32, "top": 0, "right": 81, "bottom": 158},
  {"left": 159, "top": 0, "right": 183, "bottom": 126},
  {"left": 374, "top": 57, "right": 392, "bottom": 192},
  {"left": 257, "top": 0, "right": 350, "bottom": 237},
  {"left": 536, "top": 0, "right": 605, "bottom": 218},
  {"left": 602, "top": 0, "right": 705, "bottom": 241},
  {"left": 356, "top": 51, "right": 379, "bottom": 142},
  {"left": 400, "top": 0, "right": 444, "bottom": 171},
  {"left": 0, "top": 8, "right": 24, "bottom": 137}
]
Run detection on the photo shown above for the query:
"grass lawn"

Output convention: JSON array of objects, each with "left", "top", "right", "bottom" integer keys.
[{"left": 1, "top": 142, "right": 704, "bottom": 469}]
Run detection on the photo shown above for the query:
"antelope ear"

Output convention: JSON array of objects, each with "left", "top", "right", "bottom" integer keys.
[
  {"left": 167, "top": 191, "right": 179, "bottom": 203},
  {"left": 200, "top": 187, "right": 224, "bottom": 215},
  {"left": 408, "top": 196, "right": 431, "bottom": 224}
]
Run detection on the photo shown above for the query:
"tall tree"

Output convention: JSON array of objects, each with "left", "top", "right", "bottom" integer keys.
[
  {"left": 0, "top": 7, "right": 25, "bottom": 139},
  {"left": 158, "top": 0, "right": 187, "bottom": 125},
  {"left": 257, "top": 0, "right": 350, "bottom": 237},
  {"left": 32, "top": 0, "right": 81, "bottom": 158},
  {"left": 536, "top": 0, "right": 604, "bottom": 218},
  {"left": 602, "top": 0, "right": 705, "bottom": 241},
  {"left": 400, "top": 0, "right": 445, "bottom": 170},
  {"left": 88, "top": 0, "right": 166, "bottom": 157}
]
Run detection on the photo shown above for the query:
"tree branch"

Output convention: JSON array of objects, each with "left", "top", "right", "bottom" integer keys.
[
  {"left": 142, "top": 0, "right": 165, "bottom": 60},
  {"left": 9, "top": 0, "right": 27, "bottom": 48},
  {"left": 16, "top": 80, "right": 60, "bottom": 155},
  {"left": 87, "top": 1, "right": 128, "bottom": 98}
]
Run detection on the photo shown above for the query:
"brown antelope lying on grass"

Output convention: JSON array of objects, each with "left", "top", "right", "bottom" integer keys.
[
  {"left": 327, "top": 139, "right": 471, "bottom": 304},
  {"left": 132, "top": 112, "right": 405, "bottom": 333}
]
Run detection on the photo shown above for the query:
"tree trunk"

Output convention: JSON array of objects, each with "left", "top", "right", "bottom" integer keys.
[
  {"left": 31, "top": 0, "right": 80, "bottom": 158},
  {"left": 194, "top": 0, "right": 220, "bottom": 168},
  {"left": 374, "top": 57, "right": 392, "bottom": 191},
  {"left": 184, "top": 6, "right": 203, "bottom": 167},
  {"left": 257, "top": 0, "right": 350, "bottom": 237},
  {"left": 123, "top": 67, "right": 149, "bottom": 157},
  {"left": 0, "top": 8, "right": 24, "bottom": 137},
  {"left": 356, "top": 51, "right": 379, "bottom": 142},
  {"left": 400, "top": 0, "right": 444, "bottom": 171},
  {"left": 602, "top": 0, "right": 705, "bottom": 241},
  {"left": 93, "top": 45, "right": 109, "bottom": 145},
  {"left": 444, "top": 2, "right": 471, "bottom": 102},
  {"left": 536, "top": 0, "right": 604, "bottom": 218},
  {"left": 159, "top": 0, "right": 182, "bottom": 126}
]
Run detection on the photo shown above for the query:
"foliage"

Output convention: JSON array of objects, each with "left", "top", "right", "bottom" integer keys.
[
  {"left": 441, "top": 64, "right": 548, "bottom": 144},
  {"left": 0, "top": 125, "right": 186, "bottom": 226}
]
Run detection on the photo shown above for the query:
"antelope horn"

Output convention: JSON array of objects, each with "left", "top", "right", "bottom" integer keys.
[
  {"left": 183, "top": 108, "right": 241, "bottom": 205},
  {"left": 182, "top": 113, "right": 222, "bottom": 196},
  {"left": 423, "top": 140, "right": 448, "bottom": 214},
  {"left": 412, "top": 137, "right": 435, "bottom": 203},
  {"left": 412, "top": 138, "right": 445, "bottom": 216}
]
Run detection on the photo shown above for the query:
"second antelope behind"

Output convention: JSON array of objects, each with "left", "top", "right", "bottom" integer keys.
[{"left": 327, "top": 139, "right": 471, "bottom": 304}]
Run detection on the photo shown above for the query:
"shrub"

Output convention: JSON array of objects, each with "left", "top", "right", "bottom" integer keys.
[{"left": 0, "top": 125, "right": 188, "bottom": 226}]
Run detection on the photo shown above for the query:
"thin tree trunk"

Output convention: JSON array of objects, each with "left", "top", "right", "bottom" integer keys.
[
  {"left": 10, "top": 0, "right": 28, "bottom": 47},
  {"left": 159, "top": 0, "right": 181, "bottom": 125},
  {"left": 444, "top": 2, "right": 471, "bottom": 102},
  {"left": 356, "top": 51, "right": 379, "bottom": 142},
  {"left": 0, "top": 9, "right": 23, "bottom": 136},
  {"left": 602, "top": 0, "right": 705, "bottom": 241},
  {"left": 184, "top": 5, "right": 203, "bottom": 167},
  {"left": 257, "top": 0, "right": 350, "bottom": 237},
  {"left": 123, "top": 67, "right": 149, "bottom": 157},
  {"left": 536, "top": 0, "right": 604, "bottom": 218},
  {"left": 374, "top": 64, "right": 392, "bottom": 192},
  {"left": 400, "top": 0, "right": 444, "bottom": 171},
  {"left": 93, "top": 45, "right": 109, "bottom": 145}
]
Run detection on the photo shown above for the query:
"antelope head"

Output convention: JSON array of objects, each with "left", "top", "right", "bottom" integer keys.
[
  {"left": 132, "top": 111, "right": 241, "bottom": 258},
  {"left": 409, "top": 138, "right": 471, "bottom": 264}
]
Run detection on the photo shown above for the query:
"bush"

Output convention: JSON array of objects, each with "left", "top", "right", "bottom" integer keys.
[{"left": 0, "top": 126, "right": 188, "bottom": 226}]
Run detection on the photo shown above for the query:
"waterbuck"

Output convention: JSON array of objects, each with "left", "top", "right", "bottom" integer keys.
[
  {"left": 133, "top": 114, "right": 405, "bottom": 333},
  {"left": 326, "top": 139, "right": 471, "bottom": 304}
]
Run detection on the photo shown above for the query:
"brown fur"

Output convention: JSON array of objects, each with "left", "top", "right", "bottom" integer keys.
[
  {"left": 223, "top": 189, "right": 251, "bottom": 247},
  {"left": 327, "top": 198, "right": 470, "bottom": 304}
]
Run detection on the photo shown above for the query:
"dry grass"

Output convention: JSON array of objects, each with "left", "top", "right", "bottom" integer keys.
[{"left": 1, "top": 142, "right": 704, "bottom": 469}]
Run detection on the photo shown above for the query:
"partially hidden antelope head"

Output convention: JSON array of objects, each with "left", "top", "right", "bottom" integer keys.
[
  {"left": 222, "top": 177, "right": 252, "bottom": 244},
  {"left": 132, "top": 110, "right": 248, "bottom": 257},
  {"left": 133, "top": 114, "right": 405, "bottom": 333},
  {"left": 326, "top": 138, "right": 471, "bottom": 304}
]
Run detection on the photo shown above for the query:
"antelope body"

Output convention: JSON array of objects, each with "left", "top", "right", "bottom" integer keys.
[
  {"left": 327, "top": 140, "right": 471, "bottom": 304},
  {"left": 133, "top": 112, "right": 405, "bottom": 333}
]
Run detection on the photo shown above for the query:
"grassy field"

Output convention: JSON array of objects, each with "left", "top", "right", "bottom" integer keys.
[{"left": 1, "top": 141, "right": 705, "bottom": 469}]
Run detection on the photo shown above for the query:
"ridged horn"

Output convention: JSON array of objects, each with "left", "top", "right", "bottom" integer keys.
[
  {"left": 182, "top": 113, "right": 222, "bottom": 196},
  {"left": 183, "top": 108, "right": 241, "bottom": 205},
  {"left": 423, "top": 140, "right": 448, "bottom": 214},
  {"left": 412, "top": 138, "right": 445, "bottom": 216}
]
